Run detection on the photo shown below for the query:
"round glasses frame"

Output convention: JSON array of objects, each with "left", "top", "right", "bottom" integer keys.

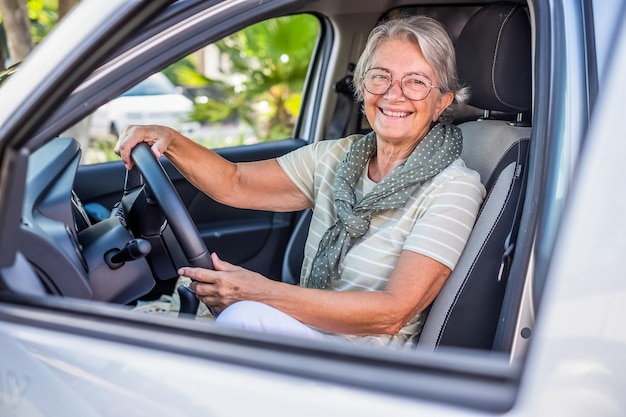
[{"left": 362, "top": 68, "right": 440, "bottom": 101}]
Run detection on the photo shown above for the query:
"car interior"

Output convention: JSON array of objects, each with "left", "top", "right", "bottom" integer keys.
[{"left": 7, "top": 0, "right": 535, "bottom": 363}]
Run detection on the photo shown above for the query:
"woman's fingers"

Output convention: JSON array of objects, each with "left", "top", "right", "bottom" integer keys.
[
  {"left": 178, "top": 253, "right": 271, "bottom": 314},
  {"left": 177, "top": 265, "right": 216, "bottom": 282},
  {"left": 211, "top": 252, "right": 237, "bottom": 272},
  {"left": 114, "top": 125, "right": 174, "bottom": 170},
  {"left": 115, "top": 125, "right": 143, "bottom": 169},
  {"left": 177, "top": 253, "right": 241, "bottom": 282}
]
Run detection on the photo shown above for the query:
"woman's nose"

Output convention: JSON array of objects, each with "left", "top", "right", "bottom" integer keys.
[{"left": 384, "top": 79, "right": 406, "bottom": 99}]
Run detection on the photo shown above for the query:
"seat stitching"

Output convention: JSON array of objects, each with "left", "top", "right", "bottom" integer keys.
[
  {"left": 491, "top": 5, "right": 519, "bottom": 109},
  {"left": 436, "top": 175, "right": 514, "bottom": 348},
  {"left": 435, "top": 140, "right": 525, "bottom": 348}
]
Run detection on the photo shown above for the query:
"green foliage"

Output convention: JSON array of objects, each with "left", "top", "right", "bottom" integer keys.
[
  {"left": 162, "top": 55, "right": 200, "bottom": 85},
  {"left": 0, "top": 62, "right": 19, "bottom": 85},
  {"left": 0, "top": 0, "right": 79, "bottom": 45},
  {"left": 28, "top": 0, "right": 58, "bottom": 43},
  {"left": 187, "top": 14, "right": 320, "bottom": 142},
  {"left": 81, "top": 134, "right": 117, "bottom": 164},
  {"left": 0, "top": 0, "right": 56, "bottom": 68}
]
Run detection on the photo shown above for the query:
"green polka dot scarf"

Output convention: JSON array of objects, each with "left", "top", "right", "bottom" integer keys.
[{"left": 306, "top": 123, "right": 463, "bottom": 289}]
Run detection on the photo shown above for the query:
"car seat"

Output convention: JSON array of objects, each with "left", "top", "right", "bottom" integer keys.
[{"left": 417, "top": 1, "right": 532, "bottom": 351}]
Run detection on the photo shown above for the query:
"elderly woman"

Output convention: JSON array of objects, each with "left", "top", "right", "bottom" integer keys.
[{"left": 115, "top": 15, "right": 485, "bottom": 348}]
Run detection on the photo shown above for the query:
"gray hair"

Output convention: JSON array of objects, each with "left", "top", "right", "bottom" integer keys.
[{"left": 353, "top": 15, "right": 468, "bottom": 123}]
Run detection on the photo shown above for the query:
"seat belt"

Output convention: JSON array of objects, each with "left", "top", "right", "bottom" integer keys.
[
  {"left": 326, "top": 64, "right": 359, "bottom": 139},
  {"left": 497, "top": 138, "right": 530, "bottom": 282}
]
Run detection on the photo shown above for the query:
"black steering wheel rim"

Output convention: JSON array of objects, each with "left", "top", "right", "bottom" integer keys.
[{"left": 130, "top": 143, "right": 213, "bottom": 269}]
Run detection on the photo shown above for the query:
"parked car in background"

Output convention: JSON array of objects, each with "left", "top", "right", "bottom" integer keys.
[
  {"left": 0, "top": 0, "right": 625, "bottom": 416},
  {"left": 89, "top": 72, "right": 200, "bottom": 138}
]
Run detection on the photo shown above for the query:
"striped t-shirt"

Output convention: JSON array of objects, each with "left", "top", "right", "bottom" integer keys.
[{"left": 277, "top": 135, "right": 486, "bottom": 347}]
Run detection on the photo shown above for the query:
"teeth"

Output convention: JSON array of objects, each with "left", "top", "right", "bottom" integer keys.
[{"left": 382, "top": 109, "right": 409, "bottom": 117}]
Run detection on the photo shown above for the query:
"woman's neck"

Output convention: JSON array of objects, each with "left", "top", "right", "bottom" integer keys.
[{"left": 367, "top": 140, "right": 416, "bottom": 182}]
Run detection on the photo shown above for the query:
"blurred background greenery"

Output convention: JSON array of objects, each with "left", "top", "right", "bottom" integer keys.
[{"left": 167, "top": 14, "right": 319, "bottom": 142}]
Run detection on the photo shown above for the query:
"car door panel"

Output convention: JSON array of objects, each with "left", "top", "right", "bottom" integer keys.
[{"left": 73, "top": 138, "right": 307, "bottom": 279}]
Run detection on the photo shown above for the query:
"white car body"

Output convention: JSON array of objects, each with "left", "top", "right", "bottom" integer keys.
[{"left": 0, "top": 0, "right": 625, "bottom": 416}]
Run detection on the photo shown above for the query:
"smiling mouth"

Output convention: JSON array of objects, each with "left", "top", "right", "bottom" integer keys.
[{"left": 380, "top": 108, "right": 411, "bottom": 118}]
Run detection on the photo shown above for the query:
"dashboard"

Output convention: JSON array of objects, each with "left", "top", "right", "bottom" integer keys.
[{"left": 19, "top": 137, "right": 154, "bottom": 304}]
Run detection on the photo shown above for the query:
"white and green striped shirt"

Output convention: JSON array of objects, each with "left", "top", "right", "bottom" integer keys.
[{"left": 277, "top": 135, "right": 485, "bottom": 347}]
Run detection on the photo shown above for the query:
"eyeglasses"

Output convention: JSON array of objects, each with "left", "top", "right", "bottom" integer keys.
[{"left": 362, "top": 68, "right": 439, "bottom": 101}]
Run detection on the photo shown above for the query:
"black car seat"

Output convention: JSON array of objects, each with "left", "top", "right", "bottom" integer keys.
[{"left": 417, "top": 1, "right": 532, "bottom": 351}]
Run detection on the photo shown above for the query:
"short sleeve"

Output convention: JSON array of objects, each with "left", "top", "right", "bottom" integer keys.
[
  {"left": 404, "top": 165, "right": 485, "bottom": 270},
  {"left": 277, "top": 136, "right": 360, "bottom": 204}
]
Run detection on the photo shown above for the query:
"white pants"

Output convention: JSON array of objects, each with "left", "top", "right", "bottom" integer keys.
[{"left": 215, "top": 301, "right": 339, "bottom": 343}]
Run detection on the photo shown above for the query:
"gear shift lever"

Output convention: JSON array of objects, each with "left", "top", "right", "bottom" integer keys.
[
  {"left": 105, "top": 238, "right": 151, "bottom": 269},
  {"left": 178, "top": 284, "right": 200, "bottom": 318}
]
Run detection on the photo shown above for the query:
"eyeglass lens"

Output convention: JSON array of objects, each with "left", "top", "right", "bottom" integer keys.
[{"left": 363, "top": 68, "right": 435, "bottom": 101}]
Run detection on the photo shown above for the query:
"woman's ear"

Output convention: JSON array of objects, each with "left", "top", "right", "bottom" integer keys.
[{"left": 433, "top": 91, "right": 455, "bottom": 122}]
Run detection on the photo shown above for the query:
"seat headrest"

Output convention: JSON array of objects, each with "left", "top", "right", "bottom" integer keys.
[{"left": 455, "top": 2, "right": 531, "bottom": 113}]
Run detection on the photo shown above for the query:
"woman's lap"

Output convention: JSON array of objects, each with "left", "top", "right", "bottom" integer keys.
[{"left": 215, "top": 301, "right": 337, "bottom": 342}]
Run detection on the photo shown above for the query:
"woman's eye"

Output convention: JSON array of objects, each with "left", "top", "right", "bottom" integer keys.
[{"left": 407, "top": 78, "right": 426, "bottom": 86}]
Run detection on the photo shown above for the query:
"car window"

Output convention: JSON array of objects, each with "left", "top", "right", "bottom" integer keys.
[
  {"left": 76, "top": 14, "right": 321, "bottom": 164},
  {"left": 121, "top": 73, "right": 179, "bottom": 96}
]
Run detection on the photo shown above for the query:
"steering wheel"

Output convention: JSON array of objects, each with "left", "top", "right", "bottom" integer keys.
[
  {"left": 127, "top": 143, "right": 210, "bottom": 316},
  {"left": 129, "top": 143, "right": 214, "bottom": 271}
]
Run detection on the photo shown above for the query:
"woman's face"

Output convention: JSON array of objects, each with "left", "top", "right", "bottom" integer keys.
[{"left": 362, "top": 39, "right": 454, "bottom": 147}]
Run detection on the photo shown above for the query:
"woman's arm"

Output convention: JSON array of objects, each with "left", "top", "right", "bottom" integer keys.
[
  {"left": 115, "top": 125, "right": 311, "bottom": 212},
  {"left": 183, "top": 250, "right": 450, "bottom": 336}
]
